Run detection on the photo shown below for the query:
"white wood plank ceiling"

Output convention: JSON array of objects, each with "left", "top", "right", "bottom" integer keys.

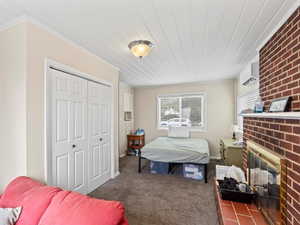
[{"left": 0, "top": 0, "right": 298, "bottom": 86}]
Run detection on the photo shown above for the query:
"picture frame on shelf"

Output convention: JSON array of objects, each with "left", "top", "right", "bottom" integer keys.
[{"left": 269, "top": 97, "right": 291, "bottom": 112}]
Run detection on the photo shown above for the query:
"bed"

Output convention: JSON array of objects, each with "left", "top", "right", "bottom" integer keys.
[{"left": 138, "top": 137, "right": 210, "bottom": 183}]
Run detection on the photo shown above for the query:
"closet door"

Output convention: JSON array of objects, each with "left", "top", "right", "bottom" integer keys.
[
  {"left": 51, "top": 69, "right": 88, "bottom": 194},
  {"left": 88, "top": 81, "right": 112, "bottom": 192}
]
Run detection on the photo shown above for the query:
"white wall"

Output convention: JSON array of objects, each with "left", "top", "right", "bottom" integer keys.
[
  {"left": 119, "top": 82, "right": 134, "bottom": 157},
  {"left": 134, "top": 79, "right": 235, "bottom": 158},
  {"left": 0, "top": 23, "right": 27, "bottom": 192}
]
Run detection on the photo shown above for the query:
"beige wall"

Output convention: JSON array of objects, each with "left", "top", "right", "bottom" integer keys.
[
  {"left": 0, "top": 23, "right": 27, "bottom": 192},
  {"left": 26, "top": 22, "right": 120, "bottom": 181},
  {"left": 0, "top": 21, "right": 120, "bottom": 191},
  {"left": 134, "top": 79, "right": 235, "bottom": 158}
]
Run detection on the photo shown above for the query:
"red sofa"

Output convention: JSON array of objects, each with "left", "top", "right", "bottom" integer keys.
[{"left": 0, "top": 177, "right": 129, "bottom": 225}]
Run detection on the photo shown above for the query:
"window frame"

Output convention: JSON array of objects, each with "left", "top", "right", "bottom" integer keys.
[{"left": 156, "top": 92, "right": 207, "bottom": 132}]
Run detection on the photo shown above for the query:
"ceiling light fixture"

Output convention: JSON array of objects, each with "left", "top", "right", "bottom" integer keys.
[{"left": 128, "top": 40, "right": 153, "bottom": 58}]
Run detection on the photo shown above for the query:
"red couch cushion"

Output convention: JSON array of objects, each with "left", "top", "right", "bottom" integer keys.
[
  {"left": 0, "top": 177, "right": 61, "bottom": 225},
  {"left": 38, "top": 190, "right": 128, "bottom": 225}
]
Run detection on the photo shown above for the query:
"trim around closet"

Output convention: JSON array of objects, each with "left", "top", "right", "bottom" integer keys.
[
  {"left": 43, "top": 58, "right": 117, "bottom": 188},
  {"left": 46, "top": 59, "right": 113, "bottom": 87},
  {"left": 49, "top": 66, "right": 111, "bottom": 87}
]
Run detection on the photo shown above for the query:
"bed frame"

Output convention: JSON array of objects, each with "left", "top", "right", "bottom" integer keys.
[{"left": 137, "top": 149, "right": 208, "bottom": 183}]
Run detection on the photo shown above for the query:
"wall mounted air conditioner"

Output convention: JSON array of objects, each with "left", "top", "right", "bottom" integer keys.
[{"left": 240, "top": 62, "right": 259, "bottom": 86}]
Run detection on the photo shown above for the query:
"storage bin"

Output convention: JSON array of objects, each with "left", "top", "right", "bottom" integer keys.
[
  {"left": 217, "top": 179, "right": 256, "bottom": 203},
  {"left": 183, "top": 164, "right": 204, "bottom": 180},
  {"left": 150, "top": 161, "right": 169, "bottom": 174}
]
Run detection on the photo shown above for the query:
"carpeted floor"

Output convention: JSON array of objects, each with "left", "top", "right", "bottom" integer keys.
[{"left": 89, "top": 157, "right": 219, "bottom": 225}]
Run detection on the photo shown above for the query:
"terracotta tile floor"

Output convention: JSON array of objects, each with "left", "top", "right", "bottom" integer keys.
[{"left": 215, "top": 180, "right": 268, "bottom": 225}]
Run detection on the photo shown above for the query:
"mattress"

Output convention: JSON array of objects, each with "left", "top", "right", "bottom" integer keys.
[{"left": 141, "top": 137, "right": 210, "bottom": 164}]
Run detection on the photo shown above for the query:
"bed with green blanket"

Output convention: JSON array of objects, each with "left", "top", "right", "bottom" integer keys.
[{"left": 138, "top": 137, "right": 210, "bottom": 183}]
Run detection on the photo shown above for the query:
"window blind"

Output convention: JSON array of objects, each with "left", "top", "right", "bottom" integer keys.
[{"left": 237, "top": 89, "right": 259, "bottom": 131}]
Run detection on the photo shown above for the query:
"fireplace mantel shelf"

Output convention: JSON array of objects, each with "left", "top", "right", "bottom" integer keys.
[{"left": 241, "top": 112, "right": 300, "bottom": 119}]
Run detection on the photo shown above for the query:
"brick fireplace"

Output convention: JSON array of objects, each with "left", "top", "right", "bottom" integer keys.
[
  {"left": 243, "top": 6, "right": 300, "bottom": 225},
  {"left": 243, "top": 118, "right": 299, "bottom": 225}
]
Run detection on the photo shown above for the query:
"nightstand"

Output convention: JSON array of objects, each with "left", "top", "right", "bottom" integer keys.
[
  {"left": 220, "top": 138, "right": 243, "bottom": 168},
  {"left": 127, "top": 134, "right": 145, "bottom": 173},
  {"left": 127, "top": 134, "right": 145, "bottom": 155}
]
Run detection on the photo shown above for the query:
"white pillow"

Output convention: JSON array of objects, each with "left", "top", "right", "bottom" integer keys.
[
  {"left": 0, "top": 207, "right": 22, "bottom": 225},
  {"left": 168, "top": 126, "right": 190, "bottom": 138}
]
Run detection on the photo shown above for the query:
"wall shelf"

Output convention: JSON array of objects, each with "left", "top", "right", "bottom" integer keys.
[{"left": 241, "top": 112, "right": 300, "bottom": 119}]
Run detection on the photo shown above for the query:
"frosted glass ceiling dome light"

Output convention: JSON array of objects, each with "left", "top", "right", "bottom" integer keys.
[{"left": 128, "top": 40, "right": 153, "bottom": 58}]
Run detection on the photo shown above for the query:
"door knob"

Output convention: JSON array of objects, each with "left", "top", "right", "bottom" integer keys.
[
  {"left": 72, "top": 144, "right": 76, "bottom": 148},
  {"left": 99, "top": 138, "right": 103, "bottom": 142}
]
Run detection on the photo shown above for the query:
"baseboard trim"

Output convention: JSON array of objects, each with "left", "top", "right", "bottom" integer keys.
[
  {"left": 119, "top": 153, "right": 126, "bottom": 158},
  {"left": 112, "top": 171, "right": 120, "bottom": 178}
]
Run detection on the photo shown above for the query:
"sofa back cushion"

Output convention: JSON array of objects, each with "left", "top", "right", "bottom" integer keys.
[
  {"left": 0, "top": 177, "right": 61, "bottom": 225},
  {"left": 38, "top": 191, "right": 126, "bottom": 225}
]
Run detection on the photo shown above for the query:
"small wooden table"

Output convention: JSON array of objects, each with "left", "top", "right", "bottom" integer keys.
[{"left": 127, "top": 134, "right": 145, "bottom": 172}]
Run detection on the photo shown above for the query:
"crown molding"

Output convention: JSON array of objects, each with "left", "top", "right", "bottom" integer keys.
[
  {"left": 256, "top": 0, "right": 300, "bottom": 52},
  {"left": 0, "top": 15, "right": 120, "bottom": 72}
]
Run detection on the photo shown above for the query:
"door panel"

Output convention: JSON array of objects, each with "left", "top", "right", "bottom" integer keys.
[
  {"left": 56, "top": 76, "right": 68, "bottom": 92},
  {"left": 74, "top": 101, "right": 84, "bottom": 139},
  {"left": 102, "top": 104, "right": 110, "bottom": 175},
  {"left": 51, "top": 68, "right": 112, "bottom": 194},
  {"left": 56, "top": 154, "right": 69, "bottom": 189},
  {"left": 90, "top": 104, "right": 101, "bottom": 136},
  {"left": 92, "top": 145, "right": 101, "bottom": 178},
  {"left": 74, "top": 150, "right": 85, "bottom": 188},
  {"left": 51, "top": 69, "right": 88, "bottom": 194},
  {"left": 56, "top": 100, "right": 69, "bottom": 142},
  {"left": 88, "top": 81, "right": 112, "bottom": 192},
  {"left": 102, "top": 143, "right": 109, "bottom": 174}
]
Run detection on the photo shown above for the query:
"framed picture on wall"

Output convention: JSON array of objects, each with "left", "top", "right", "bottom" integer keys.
[
  {"left": 269, "top": 97, "right": 291, "bottom": 112},
  {"left": 124, "top": 111, "right": 132, "bottom": 121}
]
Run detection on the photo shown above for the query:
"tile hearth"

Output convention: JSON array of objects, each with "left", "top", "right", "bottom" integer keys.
[{"left": 215, "top": 180, "right": 268, "bottom": 225}]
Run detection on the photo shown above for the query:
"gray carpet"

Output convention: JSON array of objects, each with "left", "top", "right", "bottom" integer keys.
[{"left": 89, "top": 157, "right": 219, "bottom": 225}]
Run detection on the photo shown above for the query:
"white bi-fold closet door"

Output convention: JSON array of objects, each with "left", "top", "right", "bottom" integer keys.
[
  {"left": 50, "top": 68, "right": 112, "bottom": 194},
  {"left": 87, "top": 81, "right": 112, "bottom": 192}
]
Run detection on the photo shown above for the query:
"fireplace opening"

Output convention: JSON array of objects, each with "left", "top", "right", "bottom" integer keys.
[{"left": 247, "top": 141, "right": 287, "bottom": 225}]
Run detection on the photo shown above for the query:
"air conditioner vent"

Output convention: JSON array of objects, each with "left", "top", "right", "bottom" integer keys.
[{"left": 240, "top": 61, "right": 259, "bottom": 86}]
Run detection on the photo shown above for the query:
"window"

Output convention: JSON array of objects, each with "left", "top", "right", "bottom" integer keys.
[
  {"left": 236, "top": 89, "right": 259, "bottom": 132},
  {"left": 157, "top": 93, "right": 206, "bottom": 130}
]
